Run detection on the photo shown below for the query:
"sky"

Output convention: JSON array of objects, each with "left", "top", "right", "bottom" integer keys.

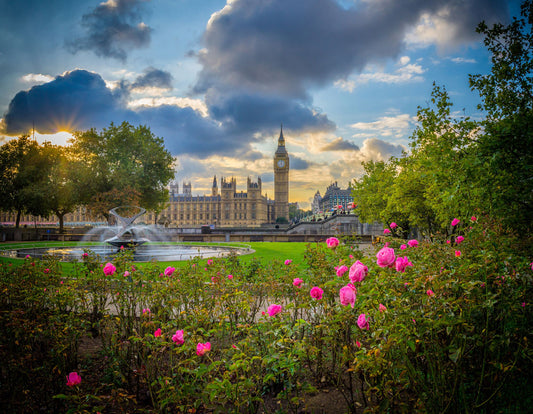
[{"left": 0, "top": 0, "right": 519, "bottom": 209}]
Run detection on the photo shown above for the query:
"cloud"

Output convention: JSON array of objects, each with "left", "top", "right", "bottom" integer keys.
[
  {"left": 327, "top": 137, "right": 407, "bottom": 184},
  {"left": 405, "top": 0, "right": 507, "bottom": 51},
  {"left": 321, "top": 137, "right": 360, "bottom": 151},
  {"left": 358, "top": 137, "right": 406, "bottom": 161},
  {"left": 206, "top": 90, "right": 335, "bottom": 135},
  {"left": 290, "top": 155, "right": 310, "bottom": 170},
  {"left": 195, "top": 0, "right": 508, "bottom": 97},
  {"left": 66, "top": 0, "right": 152, "bottom": 61},
  {"left": 131, "top": 67, "right": 173, "bottom": 91},
  {"left": 350, "top": 113, "right": 416, "bottom": 139},
  {"left": 335, "top": 59, "right": 426, "bottom": 92},
  {"left": 20, "top": 73, "right": 55, "bottom": 85},
  {"left": 450, "top": 57, "right": 477, "bottom": 64},
  {"left": 1, "top": 69, "right": 134, "bottom": 135}
]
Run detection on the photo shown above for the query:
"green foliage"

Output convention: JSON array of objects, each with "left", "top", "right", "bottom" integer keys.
[
  {"left": 352, "top": 2, "right": 533, "bottom": 236},
  {"left": 70, "top": 121, "right": 175, "bottom": 220},
  {"left": 0, "top": 224, "right": 531, "bottom": 413},
  {"left": 0, "top": 136, "right": 54, "bottom": 226}
]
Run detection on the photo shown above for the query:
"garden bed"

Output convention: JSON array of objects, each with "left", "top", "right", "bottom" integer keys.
[{"left": 1, "top": 218, "right": 531, "bottom": 413}]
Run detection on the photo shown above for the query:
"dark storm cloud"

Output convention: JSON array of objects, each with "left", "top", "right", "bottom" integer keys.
[
  {"left": 206, "top": 90, "right": 335, "bottom": 135},
  {"left": 66, "top": 0, "right": 152, "bottom": 61},
  {"left": 322, "top": 137, "right": 360, "bottom": 152},
  {"left": 194, "top": 0, "right": 508, "bottom": 98},
  {"left": 136, "top": 105, "right": 248, "bottom": 158},
  {"left": 1, "top": 70, "right": 135, "bottom": 135},
  {"left": 290, "top": 155, "right": 310, "bottom": 170},
  {"left": 0, "top": 69, "right": 279, "bottom": 157},
  {"left": 131, "top": 67, "right": 173, "bottom": 90}
]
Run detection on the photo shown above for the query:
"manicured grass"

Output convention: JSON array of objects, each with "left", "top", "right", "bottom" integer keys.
[{"left": 0, "top": 241, "right": 313, "bottom": 273}]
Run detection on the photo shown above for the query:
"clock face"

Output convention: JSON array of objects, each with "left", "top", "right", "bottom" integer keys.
[{"left": 277, "top": 159, "right": 285, "bottom": 168}]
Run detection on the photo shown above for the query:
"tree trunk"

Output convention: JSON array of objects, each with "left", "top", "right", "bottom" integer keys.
[
  {"left": 16, "top": 209, "right": 21, "bottom": 228},
  {"left": 58, "top": 213, "right": 65, "bottom": 234}
]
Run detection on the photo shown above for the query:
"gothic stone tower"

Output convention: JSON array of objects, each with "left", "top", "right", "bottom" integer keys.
[{"left": 274, "top": 125, "right": 290, "bottom": 222}]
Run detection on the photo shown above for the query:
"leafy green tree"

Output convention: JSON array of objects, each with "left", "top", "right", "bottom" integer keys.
[
  {"left": 351, "top": 160, "right": 398, "bottom": 224},
  {"left": 0, "top": 136, "right": 53, "bottom": 227},
  {"left": 469, "top": 0, "right": 533, "bottom": 232},
  {"left": 70, "top": 122, "right": 175, "bottom": 222},
  {"left": 398, "top": 84, "right": 480, "bottom": 235},
  {"left": 40, "top": 145, "right": 87, "bottom": 233}
]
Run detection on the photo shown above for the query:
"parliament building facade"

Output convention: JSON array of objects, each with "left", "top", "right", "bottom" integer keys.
[{"left": 150, "top": 127, "right": 290, "bottom": 228}]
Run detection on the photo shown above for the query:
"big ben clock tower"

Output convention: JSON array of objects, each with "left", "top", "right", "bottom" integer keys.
[{"left": 274, "top": 125, "right": 289, "bottom": 222}]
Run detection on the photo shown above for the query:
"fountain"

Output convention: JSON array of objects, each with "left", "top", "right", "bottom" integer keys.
[
  {"left": 104, "top": 206, "right": 150, "bottom": 248},
  {"left": 0, "top": 206, "right": 253, "bottom": 262}
]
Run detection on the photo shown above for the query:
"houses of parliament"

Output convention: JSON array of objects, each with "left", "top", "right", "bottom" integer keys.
[
  {"left": 152, "top": 127, "right": 290, "bottom": 228},
  {"left": 0, "top": 128, "right": 290, "bottom": 229}
]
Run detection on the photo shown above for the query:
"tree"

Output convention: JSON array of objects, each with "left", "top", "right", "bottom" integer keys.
[
  {"left": 0, "top": 136, "right": 53, "bottom": 227},
  {"left": 351, "top": 160, "right": 398, "bottom": 225},
  {"left": 469, "top": 0, "right": 533, "bottom": 232},
  {"left": 41, "top": 144, "right": 87, "bottom": 233},
  {"left": 70, "top": 122, "right": 175, "bottom": 222}
]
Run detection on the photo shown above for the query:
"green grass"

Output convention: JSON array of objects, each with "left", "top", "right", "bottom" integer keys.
[{"left": 0, "top": 241, "right": 313, "bottom": 273}]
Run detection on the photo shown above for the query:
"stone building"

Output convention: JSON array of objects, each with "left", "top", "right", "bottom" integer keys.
[
  {"left": 150, "top": 127, "right": 290, "bottom": 228},
  {"left": 319, "top": 182, "right": 354, "bottom": 212}
]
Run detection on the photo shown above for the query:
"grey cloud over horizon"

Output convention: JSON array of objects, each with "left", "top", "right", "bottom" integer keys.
[
  {"left": 131, "top": 67, "right": 173, "bottom": 90},
  {"left": 1, "top": 69, "right": 320, "bottom": 158},
  {"left": 66, "top": 0, "right": 152, "bottom": 61},
  {"left": 194, "top": 0, "right": 508, "bottom": 98},
  {"left": 322, "top": 137, "right": 360, "bottom": 152}
]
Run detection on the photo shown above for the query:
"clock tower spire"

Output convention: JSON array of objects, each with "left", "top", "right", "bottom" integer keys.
[{"left": 274, "top": 124, "right": 290, "bottom": 223}]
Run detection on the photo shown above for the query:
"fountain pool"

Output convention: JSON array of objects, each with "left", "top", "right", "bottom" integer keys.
[{"left": 0, "top": 243, "right": 251, "bottom": 262}]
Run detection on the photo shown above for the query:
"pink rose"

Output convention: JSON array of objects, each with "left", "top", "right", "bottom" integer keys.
[
  {"left": 103, "top": 262, "right": 116, "bottom": 276},
  {"left": 349, "top": 260, "right": 368, "bottom": 283},
  {"left": 267, "top": 304, "right": 282, "bottom": 317},
  {"left": 293, "top": 278, "right": 303, "bottom": 288},
  {"left": 390, "top": 222, "right": 398, "bottom": 229},
  {"left": 376, "top": 246, "right": 396, "bottom": 268},
  {"left": 164, "top": 266, "right": 175, "bottom": 276},
  {"left": 426, "top": 289, "right": 435, "bottom": 297},
  {"left": 284, "top": 259, "right": 292, "bottom": 265},
  {"left": 356, "top": 340, "right": 362, "bottom": 348},
  {"left": 326, "top": 237, "right": 340, "bottom": 249},
  {"left": 336, "top": 265, "right": 349, "bottom": 277},
  {"left": 455, "top": 250, "right": 461, "bottom": 257},
  {"left": 357, "top": 314, "right": 369, "bottom": 330},
  {"left": 456, "top": 236, "right": 464, "bottom": 244},
  {"left": 379, "top": 303, "right": 387, "bottom": 312},
  {"left": 172, "top": 330, "right": 184, "bottom": 345},
  {"left": 395, "top": 256, "right": 413, "bottom": 273},
  {"left": 196, "top": 342, "right": 211, "bottom": 356},
  {"left": 123, "top": 271, "right": 130, "bottom": 277},
  {"left": 383, "top": 229, "right": 391, "bottom": 234},
  {"left": 142, "top": 308, "right": 150, "bottom": 315},
  {"left": 227, "top": 274, "right": 233, "bottom": 279},
  {"left": 66, "top": 371, "right": 81, "bottom": 387},
  {"left": 310, "top": 286, "right": 324, "bottom": 300},
  {"left": 451, "top": 218, "right": 460, "bottom": 226},
  {"left": 471, "top": 216, "right": 477, "bottom": 222},
  {"left": 339, "top": 284, "right": 357, "bottom": 308},
  {"left": 407, "top": 239, "right": 418, "bottom": 247},
  {"left": 154, "top": 328, "right": 162, "bottom": 337},
  {"left": 207, "top": 259, "right": 213, "bottom": 265},
  {"left": 400, "top": 244, "right": 407, "bottom": 250}
]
